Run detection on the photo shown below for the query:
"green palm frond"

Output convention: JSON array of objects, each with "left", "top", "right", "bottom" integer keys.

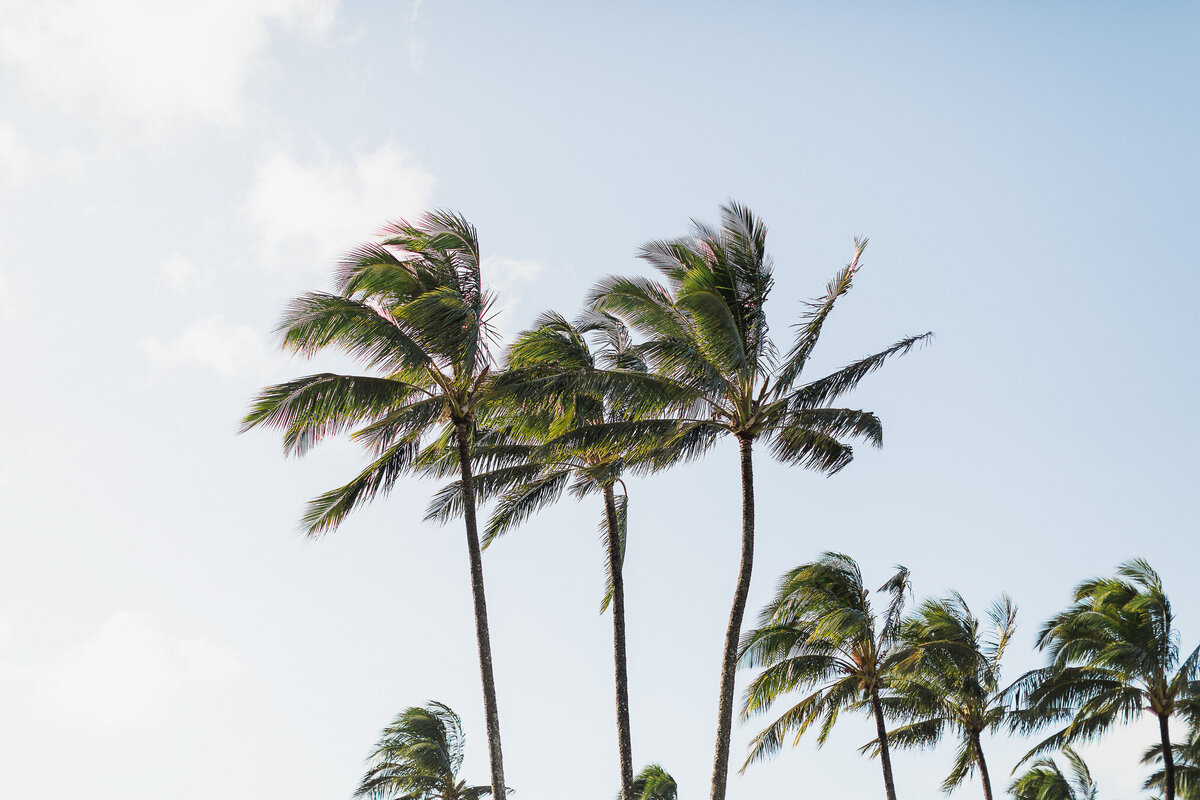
[{"left": 624, "top": 763, "right": 678, "bottom": 800}]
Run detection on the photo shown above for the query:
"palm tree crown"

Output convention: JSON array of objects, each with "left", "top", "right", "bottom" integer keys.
[
  {"left": 881, "top": 593, "right": 1017, "bottom": 800},
  {"left": 739, "top": 552, "right": 911, "bottom": 800},
  {"left": 355, "top": 702, "right": 492, "bottom": 800},
  {"left": 1009, "top": 559, "right": 1199, "bottom": 800},
  {"left": 1007, "top": 746, "right": 1098, "bottom": 800}
]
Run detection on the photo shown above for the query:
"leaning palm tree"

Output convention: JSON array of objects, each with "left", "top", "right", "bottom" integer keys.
[
  {"left": 355, "top": 701, "right": 492, "bottom": 800},
  {"left": 421, "top": 309, "right": 694, "bottom": 800},
  {"left": 739, "top": 552, "right": 912, "bottom": 800},
  {"left": 241, "top": 210, "right": 508, "bottom": 797},
  {"left": 623, "top": 763, "right": 679, "bottom": 800},
  {"left": 1144, "top": 725, "right": 1200, "bottom": 799},
  {"left": 1007, "top": 746, "right": 1098, "bottom": 800},
  {"left": 1008, "top": 559, "right": 1200, "bottom": 800},
  {"left": 591, "top": 202, "right": 931, "bottom": 800},
  {"left": 877, "top": 593, "right": 1017, "bottom": 800}
]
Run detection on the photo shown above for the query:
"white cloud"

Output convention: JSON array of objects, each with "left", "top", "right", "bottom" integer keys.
[
  {"left": 0, "top": 617, "right": 11, "bottom": 648},
  {"left": 0, "top": 121, "right": 30, "bottom": 186},
  {"left": 32, "top": 612, "right": 241, "bottom": 732},
  {"left": 247, "top": 143, "right": 435, "bottom": 272},
  {"left": 141, "top": 316, "right": 269, "bottom": 377},
  {"left": 0, "top": 0, "right": 338, "bottom": 131},
  {"left": 407, "top": 0, "right": 426, "bottom": 72},
  {"left": 484, "top": 255, "right": 546, "bottom": 339},
  {"left": 158, "top": 252, "right": 209, "bottom": 291}
]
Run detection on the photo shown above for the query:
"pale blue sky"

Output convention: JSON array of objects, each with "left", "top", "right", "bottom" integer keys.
[{"left": 1, "top": 2, "right": 1197, "bottom": 798}]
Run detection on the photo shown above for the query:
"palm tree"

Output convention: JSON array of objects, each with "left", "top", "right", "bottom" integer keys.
[
  {"left": 1007, "top": 746, "right": 1098, "bottom": 800},
  {"left": 355, "top": 701, "right": 492, "bottom": 800},
  {"left": 739, "top": 552, "right": 912, "bottom": 800},
  {"left": 878, "top": 593, "right": 1017, "bottom": 800},
  {"left": 421, "top": 309, "right": 693, "bottom": 800},
  {"left": 623, "top": 763, "right": 679, "bottom": 800},
  {"left": 590, "top": 202, "right": 931, "bottom": 800},
  {"left": 241, "top": 210, "right": 508, "bottom": 797},
  {"left": 1144, "top": 725, "right": 1200, "bottom": 799},
  {"left": 1008, "top": 559, "right": 1200, "bottom": 800}
]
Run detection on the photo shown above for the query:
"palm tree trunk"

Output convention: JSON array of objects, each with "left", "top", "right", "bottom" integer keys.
[
  {"left": 710, "top": 434, "right": 755, "bottom": 800},
  {"left": 1160, "top": 712, "right": 1177, "bottom": 800},
  {"left": 603, "top": 484, "right": 635, "bottom": 800},
  {"left": 870, "top": 687, "right": 899, "bottom": 800},
  {"left": 970, "top": 730, "right": 993, "bottom": 800},
  {"left": 454, "top": 420, "right": 505, "bottom": 799}
]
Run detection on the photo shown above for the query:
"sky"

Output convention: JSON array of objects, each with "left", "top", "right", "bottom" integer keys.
[{"left": 1, "top": 1, "right": 1198, "bottom": 798}]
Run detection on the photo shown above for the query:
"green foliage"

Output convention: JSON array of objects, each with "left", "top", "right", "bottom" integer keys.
[
  {"left": 1007, "top": 747, "right": 1097, "bottom": 800},
  {"left": 623, "top": 763, "right": 678, "bottom": 800},
  {"left": 738, "top": 552, "right": 911, "bottom": 769},
  {"left": 355, "top": 702, "right": 493, "bottom": 800},
  {"left": 1144, "top": 726, "right": 1200, "bottom": 799}
]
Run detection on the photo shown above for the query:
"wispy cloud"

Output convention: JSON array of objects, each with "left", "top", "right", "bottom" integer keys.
[
  {"left": 247, "top": 142, "right": 435, "bottom": 274},
  {"left": 483, "top": 255, "right": 547, "bottom": 339},
  {"left": 141, "top": 316, "right": 269, "bottom": 377},
  {"left": 157, "top": 252, "right": 210, "bottom": 292},
  {"left": 0, "top": 0, "right": 339, "bottom": 133},
  {"left": 29, "top": 612, "right": 241, "bottom": 733},
  {"left": 407, "top": 0, "right": 426, "bottom": 72},
  {"left": 0, "top": 121, "right": 30, "bottom": 186}
]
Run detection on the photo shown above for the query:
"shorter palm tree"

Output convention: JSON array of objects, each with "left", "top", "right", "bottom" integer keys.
[
  {"left": 355, "top": 701, "right": 493, "bottom": 800},
  {"left": 1007, "top": 746, "right": 1097, "bottom": 800},
  {"left": 623, "top": 764, "right": 679, "bottom": 800},
  {"left": 1008, "top": 559, "right": 1200, "bottom": 800},
  {"left": 739, "top": 552, "right": 911, "bottom": 800},
  {"left": 876, "top": 593, "right": 1016, "bottom": 800},
  {"left": 1144, "top": 726, "right": 1200, "bottom": 799}
]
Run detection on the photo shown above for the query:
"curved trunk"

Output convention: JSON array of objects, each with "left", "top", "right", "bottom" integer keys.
[
  {"left": 454, "top": 421, "right": 505, "bottom": 799},
  {"left": 1161, "top": 712, "right": 1177, "bottom": 800},
  {"left": 970, "top": 730, "right": 993, "bottom": 800},
  {"left": 870, "top": 687, "right": 899, "bottom": 800},
  {"left": 710, "top": 435, "right": 755, "bottom": 800},
  {"left": 603, "top": 484, "right": 635, "bottom": 800}
]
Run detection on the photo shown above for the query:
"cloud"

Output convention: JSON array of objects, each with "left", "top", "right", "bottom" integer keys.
[
  {"left": 141, "top": 316, "right": 269, "bottom": 377},
  {"left": 32, "top": 612, "right": 241, "bottom": 732},
  {"left": 483, "top": 255, "right": 546, "bottom": 339},
  {"left": 406, "top": 0, "right": 426, "bottom": 72},
  {"left": 157, "top": 252, "right": 209, "bottom": 292},
  {"left": 0, "top": 0, "right": 338, "bottom": 131},
  {"left": 247, "top": 143, "right": 435, "bottom": 273},
  {"left": 0, "top": 121, "right": 30, "bottom": 186}
]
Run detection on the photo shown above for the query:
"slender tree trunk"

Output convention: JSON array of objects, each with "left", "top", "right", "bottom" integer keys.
[
  {"left": 1160, "top": 712, "right": 1176, "bottom": 800},
  {"left": 971, "top": 730, "right": 993, "bottom": 800},
  {"left": 710, "top": 434, "right": 755, "bottom": 800},
  {"left": 870, "top": 687, "right": 899, "bottom": 800},
  {"left": 603, "top": 484, "right": 635, "bottom": 800},
  {"left": 454, "top": 420, "right": 505, "bottom": 799}
]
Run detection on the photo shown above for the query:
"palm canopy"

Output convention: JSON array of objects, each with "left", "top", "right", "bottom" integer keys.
[
  {"left": 1144, "top": 726, "right": 1200, "bottom": 799},
  {"left": 589, "top": 201, "right": 930, "bottom": 467},
  {"left": 1008, "top": 559, "right": 1200, "bottom": 780},
  {"left": 738, "top": 553, "right": 910, "bottom": 786},
  {"left": 241, "top": 209, "right": 497, "bottom": 534},
  {"left": 623, "top": 763, "right": 679, "bottom": 800},
  {"left": 878, "top": 593, "right": 1017, "bottom": 797},
  {"left": 1007, "top": 747, "right": 1098, "bottom": 800},
  {"left": 355, "top": 701, "right": 492, "bottom": 800}
]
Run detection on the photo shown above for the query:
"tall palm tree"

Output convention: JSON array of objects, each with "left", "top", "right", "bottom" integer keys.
[
  {"left": 1144, "top": 725, "right": 1200, "bottom": 799},
  {"left": 1008, "top": 559, "right": 1200, "bottom": 800},
  {"left": 1007, "top": 746, "right": 1098, "bottom": 800},
  {"left": 739, "top": 552, "right": 912, "bottom": 800},
  {"left": 624, "top": 763, "right": 679, "bottom": 800},
  {"left": 590, "top": 202, "right": 931, "bottom": 800},
  {"left": 877, "top": 593, "right": 1017, "bottom": 800},
  {"left": 355, "top": 701, "right": 492, "bottom": 800},
  {"left": 241, "top": 210, "right": 508, "bottom": 797},
  {"left": 422, "top": 309, "right": 696, "bottom": 800}
]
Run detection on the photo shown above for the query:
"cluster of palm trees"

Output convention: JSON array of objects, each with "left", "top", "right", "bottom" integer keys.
[
  {"left": 240, "top": 202, "right": 1193, "bottom": 799},
  {"left": 737, "top": 553, "right": 1199, "bottom": 800}
]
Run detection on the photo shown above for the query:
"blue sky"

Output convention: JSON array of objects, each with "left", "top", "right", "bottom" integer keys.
[{"left": 1, "top": 2, "right": 1197, "bottom": 798}]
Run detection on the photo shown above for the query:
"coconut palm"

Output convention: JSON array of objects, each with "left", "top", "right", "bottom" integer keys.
[
  {"left": 421, "top": 309, "right": 695, "bottom": 800},
  {"left": 876, "top": 593, "right": 1017, "bottom": 800},
  {"left": 590, "top": 202, "right": 931, "bottom": 800},
  {"left": 1008, "top": 559, "right": 1200, "bottom": 800},
  {"left": 1007, "top": 746, "right": 1098, "bottom": 800},
  {"left": 241, "top": 210, "right": 508, "bottom": 797},
  {"left": 739, "top": 552, "right": 912, "bottom": 800},
  {"left": 623, "top": 763, "right": 679, "bottom": 800},
  {"left": 355, "top": 701, "right": 492, "bottom": 800},
  {"left": 1144, "top": 726, "right": 1200, "bottom": 799}
]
